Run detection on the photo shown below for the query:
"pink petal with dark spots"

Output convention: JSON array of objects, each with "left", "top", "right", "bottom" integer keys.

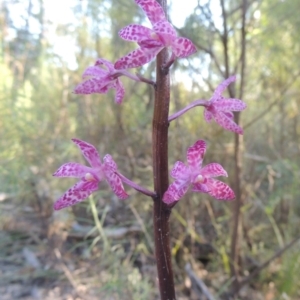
[
  {"left": 172, "top": 37, "right": 197, "bottom": 58},
  {"left": 94, "top": 58, "right": 115, "bottom": 72},
  {"left": 138, "top": 38, "right": 163, "bottom": 49},
  {"left": 214, "top": 75, "right": 236, "bottom": 97},
  {"left": 214, "top": 111, "right": 244, "bottom": 134},
  {"left": 114, "top": 46, "right": 162, "bottom": 69},
  {"left": 204, "top": 109, "right": 213, "bottom": 122},
  {"left": 102, "top": 155, "right": 128, "bottom": 199},
  {"left": 170, "top": 161, "right": 189, "bottom": 179},
  {"left": 72, "top": 139, "right": 102, "bottom": 168},
  {"left": 82, "top": 66, "right": 107, "bottom": 78},
  {"left": 104, "top": 169, "right": 128, "bottom": 200},
  {"left": 74, "top": 78, "right": 110, "bottom": 94},
  {"left": 119, "top": 24, "right": 156, "bottom": 42},
  {"left": 53, "top": 179, "right": 98, "bottom": 210},
  {"left": 187, "top": 140, "right": 206, "bottom": 169},
  {"left": 163, "top": 179, "right": 190, "bottom": 204},
  {"left": 200, "top": 163, "right": 228, "bottom": 178},
  {"left": 213, "top": 98, "right": 247, "bottom": 111},
  {"left": 206, "top": 178, "right": 235, "bottom": 200},
  {"left": 53, "top": 162, "right": 92, "bottom": 178},
  {"left": 224, "top": 111, "right": 234, "bottom": 119},
  {"left": 114, "top": 78, "right": 125, "bottom": 104},
  {"left": 153, "top": 21, "right": 177, "bottom": 45},
  {"left": 135, "top": 0, "right": 166, "bottom": 26},
  {"left": 103, "top": 154, "right": 117, "bottom": 172}
]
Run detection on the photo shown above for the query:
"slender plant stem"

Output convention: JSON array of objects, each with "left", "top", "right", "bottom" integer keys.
[
  {"left": 152, "top": 1, "right": 176, "bottom": 298},
  {"left": 117, "top": 172, "right": 156, "bottom": 197},
  {"left": 168, "top": 99, "right": 207, "bottom": 122},
  {"left": 89, "top": 197, "right": 109, "bottom": 252}
]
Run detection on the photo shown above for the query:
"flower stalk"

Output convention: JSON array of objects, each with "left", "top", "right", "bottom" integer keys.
[
  {"left": 117, "top": 172, "right": 156, "bottom": 197},
  {"left": 151, "top": 1, "right": 175, "bottom": 298}
]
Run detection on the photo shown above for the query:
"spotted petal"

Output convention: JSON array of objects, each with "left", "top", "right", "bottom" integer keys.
[
  {"left": 187, "top": 140, "right": 206, "bottom": 169},
  {"left": 213, "top": 75, "right": 236, "bottom": 97},
  {"left": 214, "top": 111, "right": 243, "bottom": 134},
  {"left": 135, "top": 0, "right": 166, "bottom": 26},
  {"left": 163, "top": 179, "right": 190, "bottom": 204},
  {"left": 103, "top": 154, "right": 117, "bottom": 172},
  {"left": 206, "top": 178, "right": 235, "bottom": 200},
  {"left": 82, "top": 65, "right": 107, "bottom": 79},
  {"left": 74, "top": 78, "right": 110, "bottom": 94},
  {"left": 114, "top": 78, "right": 125, "bottom": 104},
  {"left": 204, "top": 109, "right": 213, "bottom": 122},
  {"left": 200, "top": 163, "right": 228, "bottom": 178},
  {"left": 53, "top": 162, "right": 92, "bottom": 178},
  {"left": 213, "top": 98, "right": 247, "bottom": 111},
  {"left": 106, "top": 171, "right": 128, "bottom": 199},
  {"left": 119, "top": 24, "right": 157, "bottom": 42},
  {"left": 53, "top": 179, "right": 98, "bottom": 210},
  {"left": 103, "top": 155, "right": 128, "bottom": 199},
  {"left": 170, "top": 161, "right": 189, "bottom": 179},
  {"left": 114, "top": 46, "right": 162, "bottom": 69},
  {"left": 224, "top": 111, "right": 234, "bottom": 119},
  {"left": 72, "top": 139, "right": 102, "bottom": 168},
  {"left": 172, "top": 37, "right": 197, "bottom": 58},
  {"left": 153, "top": 20, "right": 177, "bottom": 44},
  {"left": 94, "top": 58, "right": 115, "bottom": 72}
]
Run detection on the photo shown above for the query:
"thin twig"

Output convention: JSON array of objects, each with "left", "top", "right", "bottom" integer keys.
[
  {"left": 54, "top": 248, "right": 86, "bottom": 299},
  {"left": 236, "top": 234, "right": 300, "bottom": 292},
  {"left": 244, "top": 70, "right": 300, "bottom": 130},
  {"left": 185, "top": 263, "right": 217, "bottom": 300}
]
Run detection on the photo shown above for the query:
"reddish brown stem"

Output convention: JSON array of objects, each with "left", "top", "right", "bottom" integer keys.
[{"left": 152, "top": 2, "right": 175, "bottom": 299}]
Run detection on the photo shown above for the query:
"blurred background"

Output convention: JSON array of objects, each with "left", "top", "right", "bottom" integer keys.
[{"left": 1, "top": 0, "right": 300, "bottom": 299}]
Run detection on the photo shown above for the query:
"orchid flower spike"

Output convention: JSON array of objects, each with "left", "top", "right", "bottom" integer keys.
[
  {"left": 204, "top": 76, "right": 247, "bottom": 134},
  {"left": 163, "top": 140, "right": 235, "bottom": 205},
  {"left": 53, "top": 139, "right": 128, "bottom": 210},
  {"left": 74, "top": 58, "right": 140, "bottom": 104},
  {"left": 114, "top": 0, "right": 196, "bottom": 69}
]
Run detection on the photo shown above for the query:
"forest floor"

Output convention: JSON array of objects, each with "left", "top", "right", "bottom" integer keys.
[{"left": 0, "top": 196, "right": 294, "bottom": 300}]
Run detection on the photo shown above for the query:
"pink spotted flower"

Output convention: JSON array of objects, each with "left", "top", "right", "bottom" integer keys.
[
  {"left": 53, "top": 139, "right": 128, "bottom": 210},
  {"left": 168, "top": 76, "right": 247, "bottom": 134},
  {"left": 163, "top": 140, "right": 235, "bottom": 205},
  {"left": 114, "top": 0, "right": 196, "bottom": 69},
  {"left": 74, "top": 58, "right": 140, "bottom": 104},
  {"left": 204, "top": 76, "right": 247, "bottom": 134}
]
